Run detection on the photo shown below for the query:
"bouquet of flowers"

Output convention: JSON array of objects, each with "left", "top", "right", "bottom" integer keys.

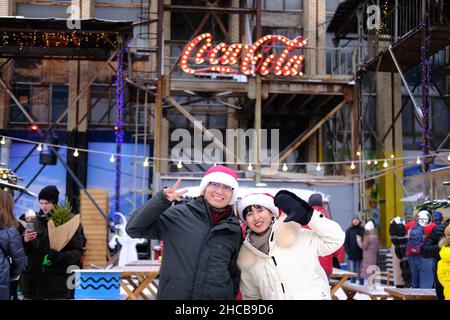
[{"left": 47, "top": 201, "right": 80, "bottom": 252}]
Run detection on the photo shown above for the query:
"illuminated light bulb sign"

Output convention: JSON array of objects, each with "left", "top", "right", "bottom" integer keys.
[{"left": 180, "top": 33, "right": 307, "bottom": 77}]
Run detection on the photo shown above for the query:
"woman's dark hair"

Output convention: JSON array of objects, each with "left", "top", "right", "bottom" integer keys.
[{"left": 242, "top": 205, "right": 264, "bottom": 220}]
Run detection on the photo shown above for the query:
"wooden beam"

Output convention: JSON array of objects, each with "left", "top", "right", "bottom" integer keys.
[
  {"left": 275, "top": 98, "right": 349, "bottom": 163},
  {"left": 164, "top": 5, "right": 256, "bottom": 14},
  {"left": 166, "top": 96, "right": 237, "bottom": 162}
]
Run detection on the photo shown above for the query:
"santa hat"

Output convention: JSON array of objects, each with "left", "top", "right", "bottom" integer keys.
[
  {"left": 237, "top": 193, "right": 281, "bottom": 221},
  {"left": 199, "top": 165, "right": 239, "bottom": 205}
]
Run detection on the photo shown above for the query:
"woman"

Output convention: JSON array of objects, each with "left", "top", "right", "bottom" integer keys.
[
  {"left": 344, "top": 216, "right": 365, "bottom": 284},
  {"left": 358, "top": 220, "right": 380, "bottom": 284},
  {"left": 236, "top": 191, "right": 345, "bottom": 300},
  {"left": 0, "top": 190, "right": 26, "bottom": 300}
]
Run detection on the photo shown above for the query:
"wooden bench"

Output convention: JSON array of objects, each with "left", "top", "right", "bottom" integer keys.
[{"left": 341, "top": 283, "right": 392, "bottom": 300}]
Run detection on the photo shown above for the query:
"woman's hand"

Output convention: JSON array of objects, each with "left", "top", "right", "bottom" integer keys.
[{"left": 163, "top": 179, "right": 188, "bottom": 202}]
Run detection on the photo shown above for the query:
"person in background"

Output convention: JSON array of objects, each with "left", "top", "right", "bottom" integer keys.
[
  {"left": 421, "top": 214, "right": 450, "bottom": 299},
  {"left": 126, "top": 165, "right": 243, "bottom": 300},
  {"left": 308, "top": 193, "right": 344, "bottom": 277},
  {"left": 437, "top": 224, "right": 450, "bottom": 300},
  {"left": 0, "top": 190, "right": 26, "bottom": 300},
  {"left": 344, "top": 216, "right": 365, "bottom": 284},
  {"left": 359, "top": 220, "right": 380, "bottom": 285},
  {"left": 20, "top": 185, "right": 84, "bottom": 299},
  {"left": 237, "top": 191, "right": 345, "bottom": 299},
  {"left": 432, "top": 211, "right": 443, "bottom": 225},
  {"left": 405, "top": 210, "right": 436, "bottom": 288},
  {"left": 389, "top": 217, "right": 411, "bottom": 288}
]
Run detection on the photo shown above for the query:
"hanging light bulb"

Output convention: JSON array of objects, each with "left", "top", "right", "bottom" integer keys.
[
  {"left": 350, "top": 162, "right": 355, "bottom": 170},
  {"left": 416, "top": 156, "right": 421, "bottom": 165},
  {"left": 176, "top": 161, "right": 183, "bottom": 169},
  {"left": 448, "top": 153, "right": 450, "bottom": 161},
  {"left": 0, "top": 137, "right": 5, "bottom": 145},
  {"left": 37, "top": 144, "right": 43, "bottom": 152},
  {"left": 143, "top": 157, "right": 149, "bottom": 167},
  {"left": 247, "top": 163, "right": 253, "bottom": 171},
  {"left": 374, "top": 160, "right": 378, "bottom": 165},
  {"left": 316, "top": 163, "right": 321, "bottom": 171},
  {"left": 282, "top": 163, "right": 288, "bottom": 172},
  {"left": 367, "top": 160, "right": 372, "bottom": 165},
  {"left": 73, "top": 149, "right": 79, "bottom": 157},
  {"left": 356, "top": 151, "right": 361, "bottom": 157},
  {"left": 383, "top": 160, "right": 388, "bottom": 168},
  {"left": 390, "top": 154, "right": 395, "bottom": 159},
  {"left": 109, "top": 154, "right": 115, "bottom": 163}
]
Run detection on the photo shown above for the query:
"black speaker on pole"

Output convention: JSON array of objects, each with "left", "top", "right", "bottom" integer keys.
[{"left": 39, "top": 135, "right": 59, "bottom": 165}]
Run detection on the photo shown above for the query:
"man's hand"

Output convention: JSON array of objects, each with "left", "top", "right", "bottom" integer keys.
[
  {"left": 163, "top": 179, "right": 188, "bottom": 202},
  {"left": 24, "top": 228, "right": 37, "bottom": 242}
]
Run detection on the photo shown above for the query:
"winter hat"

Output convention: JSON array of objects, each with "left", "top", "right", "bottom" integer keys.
[
  {"left": 432, "top": 211, "right": 443, "bottom": 225},
  {"left": 364, "top": 220, "right": 375, "bottom": 231},
  {"left": 38, "top": 185, "right": 59, "bottom": 204},
  {"left": 237, "top": 193, "right": 280, "bottom": 221},
  {"left": 308, "top": 193, "right": 323, "bottom": 207},
  {"left": 24, "top": 209, "right": 36, "bottom": 219},
  {"left": 199, "top": 165, "right": 239, "bottom": 205},
  {"left": 417, "top": 210, "right": 432, "bottom": 227}
]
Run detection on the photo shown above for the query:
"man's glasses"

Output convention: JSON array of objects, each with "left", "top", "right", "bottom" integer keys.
[{"left": 208, "top": 182, "right": 234, "bottom": 193}]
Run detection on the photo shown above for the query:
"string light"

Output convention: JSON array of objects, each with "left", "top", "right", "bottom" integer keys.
[
  {"left": 383, "top": 160, "right": 389, "bottom": 168},
  {"left": 0, "top": 137, "right": 5, "bottom": 145},
  {"left": 109, "top": 154, "right": 115, "bottom": 163},
  {"left": 356, "top": 151, "right": 361, "bottom": 156},
  {"left": 350, "top": 162, "right": 356, "bottom": 170},
  {"left": 37, "top": 144, "right": 43, "bottom": 152},
  {"left": 73, "top": 149, "right": 79, "bottom": 157},
  {"left": 316, "top": 163, "right": 321, "bottom": 171},
  {"left": 367, "top": 160, "right": 371, "bottom": 165},
  {"left": 247, "top": 163, "right": 253, "bottom": 171},
  {"left": 390, "top": 154, "right": 395, "bottom": 159},
  {"left": 176, "top": 161, "right": 183, "bottom": 169},
  {"left": 282, "top": 163, "right": 288, "bottom": 172},
  {"left": 416, "top": 156, "right": 421, "bottom": 165},
  {"left": 143, "top": 157, "right": 149, "bottom": 167},
  {"left": 374, "top": 160, "right": 378, "bottom": 165}
]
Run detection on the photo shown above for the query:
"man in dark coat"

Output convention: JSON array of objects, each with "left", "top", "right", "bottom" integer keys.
[
  {"left": 126, "top": 165, "right": 243, "bottom": 300},
  {"left": 20, "top": 185, "right": 84, "bottom": 299},
  {"left": 421, "top": 218, "right": 450, "bottom": 300}
]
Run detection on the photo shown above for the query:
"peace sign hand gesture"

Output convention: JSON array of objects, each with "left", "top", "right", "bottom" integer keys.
[{"left": 163, "top": 179, "right": 189, "bottom": 202}]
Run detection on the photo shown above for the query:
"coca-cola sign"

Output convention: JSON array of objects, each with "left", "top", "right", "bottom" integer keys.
[{"left": 179, "top": 33, "right": 307, "bottom": 77}]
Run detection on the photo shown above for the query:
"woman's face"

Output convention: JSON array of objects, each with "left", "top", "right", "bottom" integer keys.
[{"left": 244, "top": 205, "right": 274, "bottom": 234}]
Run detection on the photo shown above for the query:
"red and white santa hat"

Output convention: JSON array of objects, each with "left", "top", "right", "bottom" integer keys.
[
  {"left": 199, "top": 165, "right": 239, "bottom": 205},
  {"left": 237, "top": 193, "right": 281, "bottom": 221}
]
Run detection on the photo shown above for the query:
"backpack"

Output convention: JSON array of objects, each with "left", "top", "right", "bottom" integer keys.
[{"left": 406, "top": 222, "right": 425, "bottom": 256}]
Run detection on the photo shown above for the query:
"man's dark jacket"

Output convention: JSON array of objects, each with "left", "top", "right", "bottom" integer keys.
[{"left": 126, "top": 191, "right": 242, "bottom": 300}]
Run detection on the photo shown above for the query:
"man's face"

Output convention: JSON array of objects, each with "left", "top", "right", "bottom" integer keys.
[
  {"left": 204, "top": 182, "right": 233, "bottom": 209},
  {"left": 39, "top": 199, "right": 53, "bottom": 214}
]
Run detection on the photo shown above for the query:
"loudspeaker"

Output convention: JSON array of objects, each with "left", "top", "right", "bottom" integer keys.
[{"left": 39, "top": 135, "right": 59, "bottom": 165}]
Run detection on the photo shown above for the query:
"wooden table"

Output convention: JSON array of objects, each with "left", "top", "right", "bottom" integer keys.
[
  {"left": 384, "top": 288, "right": 437, "bottom": 300},
  {"left": 125, "top": 260, "right": 161, "bottom": 267},
  {"left": 112, "top": 265, "right": 160, "bottom": 300},
  {"left": 329, "top": 268, "right": 358, "bottom": 299}
]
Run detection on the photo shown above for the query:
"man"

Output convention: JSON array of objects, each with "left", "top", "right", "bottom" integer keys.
[
  {"left": 126, "top": 165, "right": 243, "bottom": 300},
  {"left": 20, "top": 185, "right": 84, "bottom": 299},
  {"left": 421, "top": 216, "right": 450, "bottom": 300}
]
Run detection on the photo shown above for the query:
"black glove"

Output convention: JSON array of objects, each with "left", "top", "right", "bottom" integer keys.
[
  {"left": 48, "top": 249, "right": 66, "bottom": 265},
  {"left": 274, "top": 190, "right": 313, "bottom": 225}
]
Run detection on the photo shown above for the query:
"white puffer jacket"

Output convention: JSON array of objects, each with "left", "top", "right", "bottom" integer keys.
[{"left": 237, "top": 211, "right": 345, "bottom": 300}]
